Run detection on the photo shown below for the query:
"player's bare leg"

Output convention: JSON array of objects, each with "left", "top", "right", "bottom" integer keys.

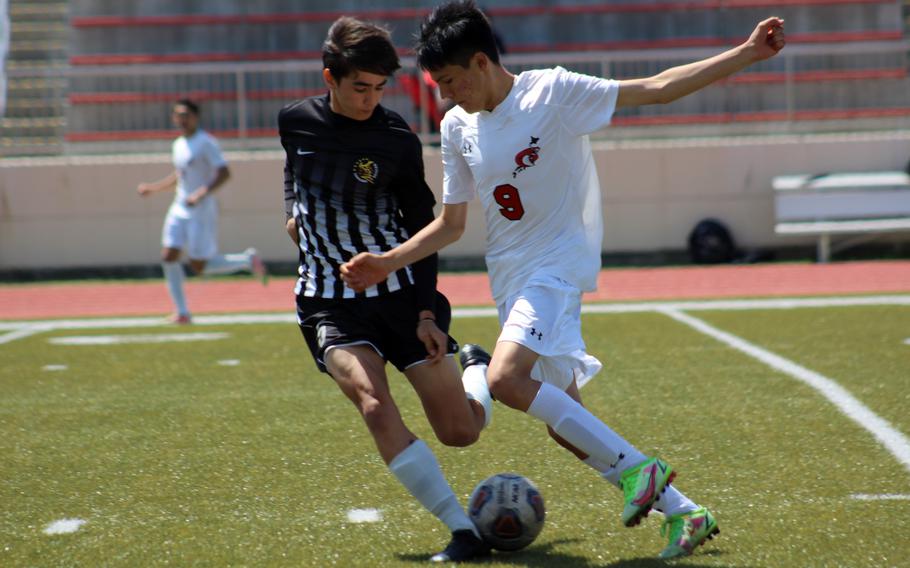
[
  {"left": 406, "top": 357, "right": 486, "bottom": 446},
  {"left": 325, "top": 345, "right": 414, "bottom": 462},
  {"left": 325, "top": 345, "right": 488, "bottom": 562}
]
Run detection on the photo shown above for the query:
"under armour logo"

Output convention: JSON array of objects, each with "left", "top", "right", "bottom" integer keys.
[
  {"left": 462, "top": 140, "right": 473, "bottom": 154},
  {"left": 530, "top": 328, "right": 543, "bottom": 340},
  {"left": 608, "top": 452, "right": 626, "bottom": 470}
]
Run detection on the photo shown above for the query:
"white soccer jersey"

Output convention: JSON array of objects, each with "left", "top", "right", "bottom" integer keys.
[
  {"left": 441, "top": 67, "right": 619, "bottom": 304},
  {"left": 170, "top": 129, "right": 227, "bottom": 218}
]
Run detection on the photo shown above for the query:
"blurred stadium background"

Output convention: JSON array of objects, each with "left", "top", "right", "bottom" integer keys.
[{"left": 1, "top": 0, "right": 909, "bottom": 275}]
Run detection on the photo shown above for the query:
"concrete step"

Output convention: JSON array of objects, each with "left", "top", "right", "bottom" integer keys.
[
  {"left": 1, "top": 117, "right": 66, "bottom": 129},
  {"left": 3, "top": 99, "right": 65, "bottom": 119},
  {"left": 9, "top": 3, "right": 68, "bottom": 16},
  {"left": 10, "top": 21, "right": 69, "bottom": 41},
  {"left": 4, "top": 60, "right": 67, "bottom": 70},
  {"left": 8, "top": 40, "right": 68, "bottom": 59},
  {"left": 6, "top": 77, "right": 67, "bottom": 91},
  {"left": 0, "top": 137, "right": 64, "bottom": 157}
]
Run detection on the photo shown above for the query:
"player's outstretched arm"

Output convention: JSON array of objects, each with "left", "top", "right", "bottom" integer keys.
[
  {"left": 616, "top": 17, "right": 785, "bottom": 108},
  {"left": 136, "top": 171, "right": 178, "bottom": 196},
  {"left": 186, "top": 165, "right": 230, "bottom": 206},
  {"left": 340, "top": 202, "right": 468, "bottom": 292}
]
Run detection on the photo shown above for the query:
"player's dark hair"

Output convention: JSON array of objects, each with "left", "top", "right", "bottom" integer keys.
[
  {"left": 322, "top": 16, "right": 401, "bottom": 80},
  {"left": 416, "top": 0, "right": 501, "bottom": 71},
  {"left": 174, "top": 98, "right": 200, "bottom": 116}
]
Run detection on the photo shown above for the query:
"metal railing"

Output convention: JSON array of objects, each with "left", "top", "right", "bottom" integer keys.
[{"left": 4, "top": 41, "right": 910, "bottom": 156}]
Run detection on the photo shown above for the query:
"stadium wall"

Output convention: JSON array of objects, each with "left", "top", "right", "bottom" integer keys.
[{"left": 1, "top": 132, "right": 909, "bottom": 271}]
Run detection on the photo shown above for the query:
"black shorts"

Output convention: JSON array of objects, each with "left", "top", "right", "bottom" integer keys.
[{"left": 296, "top": 288, "right": 459, "bottom": 373}]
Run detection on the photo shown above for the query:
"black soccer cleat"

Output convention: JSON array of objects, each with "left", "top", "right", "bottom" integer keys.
[
  {"left": 459, "top": 343, "right": 492, "bottom": 371},
  {"left": 430, "top": 529, "right": 491, "bottom": 563}
]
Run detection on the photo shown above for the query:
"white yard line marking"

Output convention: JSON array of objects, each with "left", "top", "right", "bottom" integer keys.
[
  {"left": 346, "top": 508, "right": 382, "bottom": 523},
  {"left": 0, "top": 325, "right": 48, "bottom": 345},
  {"left": 904, "top": 339, "right": 910, "bottom": 346},
  {"left": 660, "top": 308, "right": 910, "bottom": 474},
  {"left": 49, "top": 332, "right": 229, "bottom": 345},
  {"left": 0, "top": 295, "right": 907, "bottom": 345},
  {"left": 43, "top": 518, "right": 86, "bottom": 535},
  {"left": 850, "top": 494, "right": 910, "bottom": 501},
  {"left": 217, "top": 359, "right": 241, "bottom": 366},
  {"left": 42, "top": 364, "right": 68, "bottom": 371}
]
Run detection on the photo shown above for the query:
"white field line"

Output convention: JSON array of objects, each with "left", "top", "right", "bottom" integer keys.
[
  {"left": 660, "top": 307, "right": 910, "bottom": 474},
  {"left": 346, "top": 508, "right": 383, "bottom": 523},
  {"left": 43, "top": 518, "right": 86, "bottom": 535},
  {"left": 0, "top": 325, "right": 48, "bottom": 345},
  {"left": 0, "top": 295, "right": 907, "bottom": 344},
  {"left": 850, "top": 494, "right": 910, "bottom": 501},
  {"left": 49, "top": 332, "right": 230, "bottom": 345}
]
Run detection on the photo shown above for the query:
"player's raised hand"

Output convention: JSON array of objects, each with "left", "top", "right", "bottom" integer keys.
[
  {"left": 136, "top": 183, "right": 153, "bottom": 196},
  {"left": 746, "top": 17, "right": 786, "bottom": 62},
  {"left": 340, "top": 252, "right": 390, "bottom": 292}
]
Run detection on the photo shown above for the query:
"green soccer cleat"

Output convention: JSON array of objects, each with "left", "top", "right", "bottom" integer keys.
[
  {"left": 619, "top": 457, "right": 675, "bottom": 527},
  {"left": 658, "top": 506, "right": 720, "bottom": 559}
]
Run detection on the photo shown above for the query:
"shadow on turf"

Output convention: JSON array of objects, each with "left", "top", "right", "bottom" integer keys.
[{"left": 398, "top": 539, "right": 738, "bottom": 567}]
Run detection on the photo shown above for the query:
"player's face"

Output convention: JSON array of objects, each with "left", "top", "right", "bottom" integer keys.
[
  {"left": 430, "top": 54, "right": 490, "bottom": 114},
  {"left": 172, "top": 105, "right": 198, "bottom": 135},
  {"left": 324, "top": 69, "right": 387, "bottom": 121}
]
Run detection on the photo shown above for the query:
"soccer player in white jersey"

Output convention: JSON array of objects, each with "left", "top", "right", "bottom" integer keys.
[
  {"left": 137, "top": 99, "right": 267, "bottom": 324},
  {"left": 342, "top": 0, "right": 786, "bottom": 559}
]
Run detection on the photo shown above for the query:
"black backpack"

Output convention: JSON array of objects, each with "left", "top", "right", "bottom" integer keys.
[{"left": 687, "top": 218, "right": 736, "bottom": 264}]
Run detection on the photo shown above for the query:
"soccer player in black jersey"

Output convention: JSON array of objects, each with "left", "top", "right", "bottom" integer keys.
[{"left": 278, "top": 17, "right": 493, "bottom": 563}]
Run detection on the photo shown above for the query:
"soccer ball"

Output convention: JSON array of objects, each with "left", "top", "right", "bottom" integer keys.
[{"left": 467, "top": 473, "right": 546, "bottom": 551}]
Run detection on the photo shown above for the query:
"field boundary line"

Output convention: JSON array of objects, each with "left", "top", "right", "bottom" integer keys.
[
  {"left": 1, "top": 294, "right": 908, "bottom": 342},
  {"left": 659, "top": 307, "right": 910, "bottom": 474}
]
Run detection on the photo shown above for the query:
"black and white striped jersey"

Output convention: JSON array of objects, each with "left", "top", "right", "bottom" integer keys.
[{"left": 278, "top": 94, "right": 438, "bottom": 311}]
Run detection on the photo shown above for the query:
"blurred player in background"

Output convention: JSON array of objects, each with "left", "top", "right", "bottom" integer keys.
[
  {"left": 137, "top": 99, "right": 267, "bottom": 324},
  {"left": 342, "top": 0, "right": 786, "bottom": 559},
  {"left": 279, "top": 16, "right": 492, "bottom": 563}
]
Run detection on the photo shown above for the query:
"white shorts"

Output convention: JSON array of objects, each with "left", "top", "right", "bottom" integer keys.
[
  {"left": 161, "top": 202, "right": 218, "bottom": 260},
  {"left": 496, "top": 275, "right": 602, "bottom": 390}
]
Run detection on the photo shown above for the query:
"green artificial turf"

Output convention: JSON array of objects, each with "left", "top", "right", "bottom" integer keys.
[{"left": 1, "top": 305, "right": 908, "bottom": 566}]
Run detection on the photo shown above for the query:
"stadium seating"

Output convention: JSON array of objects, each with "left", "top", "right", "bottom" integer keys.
[
  {"left": 3, "top": 0, "right": 909, "bottom": 153},
  {"left": 1, "top": 0, "right": 68, "bottom": 156}
]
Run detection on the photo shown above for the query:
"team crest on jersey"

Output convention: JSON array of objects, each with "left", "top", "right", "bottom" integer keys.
[
  {"left": 353, "top": 157, "right": 379, "bottom": 184},
  {"left": 512, "top": 136, "right": 541, "bottom": 178}
]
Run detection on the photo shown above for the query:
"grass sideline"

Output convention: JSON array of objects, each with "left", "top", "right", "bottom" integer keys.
[{"left": 2, "top": 303, "right": 909, "bottom": 566}]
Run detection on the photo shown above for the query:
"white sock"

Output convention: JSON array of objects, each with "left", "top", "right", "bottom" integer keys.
[
  {"left": 202, "top": 251, "right": 253, "bottom": 275},
  {"left": 527, "top": 381, "right": 641, "bottom": 474},
  {"left": 652, "top": 485, "right": 698, "bottom": 517},
  {"left": 388, "top": 440, "right": 476, "bottom": 536},
  {"left": 582, "top": 456, "right": 697, "bottom": 516},
  {"left": 461, "top": 364, "right": 492, "bottom": 428},
  {"left": 582, "top": 455, "right": 622, "bottom": 487},
  {"left": 162, "top": 262, "right": 189, "bottom": 316}
]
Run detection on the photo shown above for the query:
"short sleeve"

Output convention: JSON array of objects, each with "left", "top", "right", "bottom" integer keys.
[
  {"left": 550, "top": 67, "right": 619, "bottom": 137},
  {"left": 440, "top": 117, "right": 477, "bottom": 205},
  {"left": 203, "top": 133, "right": 228, "bottom": 168}
]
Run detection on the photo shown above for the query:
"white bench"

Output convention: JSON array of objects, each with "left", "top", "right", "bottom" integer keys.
[{"left": 773, "top": 171, "right": 910, "bottom": 262}]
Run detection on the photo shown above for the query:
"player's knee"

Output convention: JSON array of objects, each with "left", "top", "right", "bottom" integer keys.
[
  {"left": 436, "top": 423, "right": 479, "bottom": 447},
  {"left": 487, "top": 370, "right": 522, "bottom": 408},
  {"left": 357, "top": 397, "right": 389, "bottom": 431}
]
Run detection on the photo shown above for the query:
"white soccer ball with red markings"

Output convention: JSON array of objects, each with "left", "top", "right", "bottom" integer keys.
[{"left": 467, "top": 473, "right": 546, "bottom": 551}]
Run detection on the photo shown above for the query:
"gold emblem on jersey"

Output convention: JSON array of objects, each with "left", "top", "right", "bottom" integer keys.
[{"left": 353, "top": 157, "right": 379, "bottom": 184}]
